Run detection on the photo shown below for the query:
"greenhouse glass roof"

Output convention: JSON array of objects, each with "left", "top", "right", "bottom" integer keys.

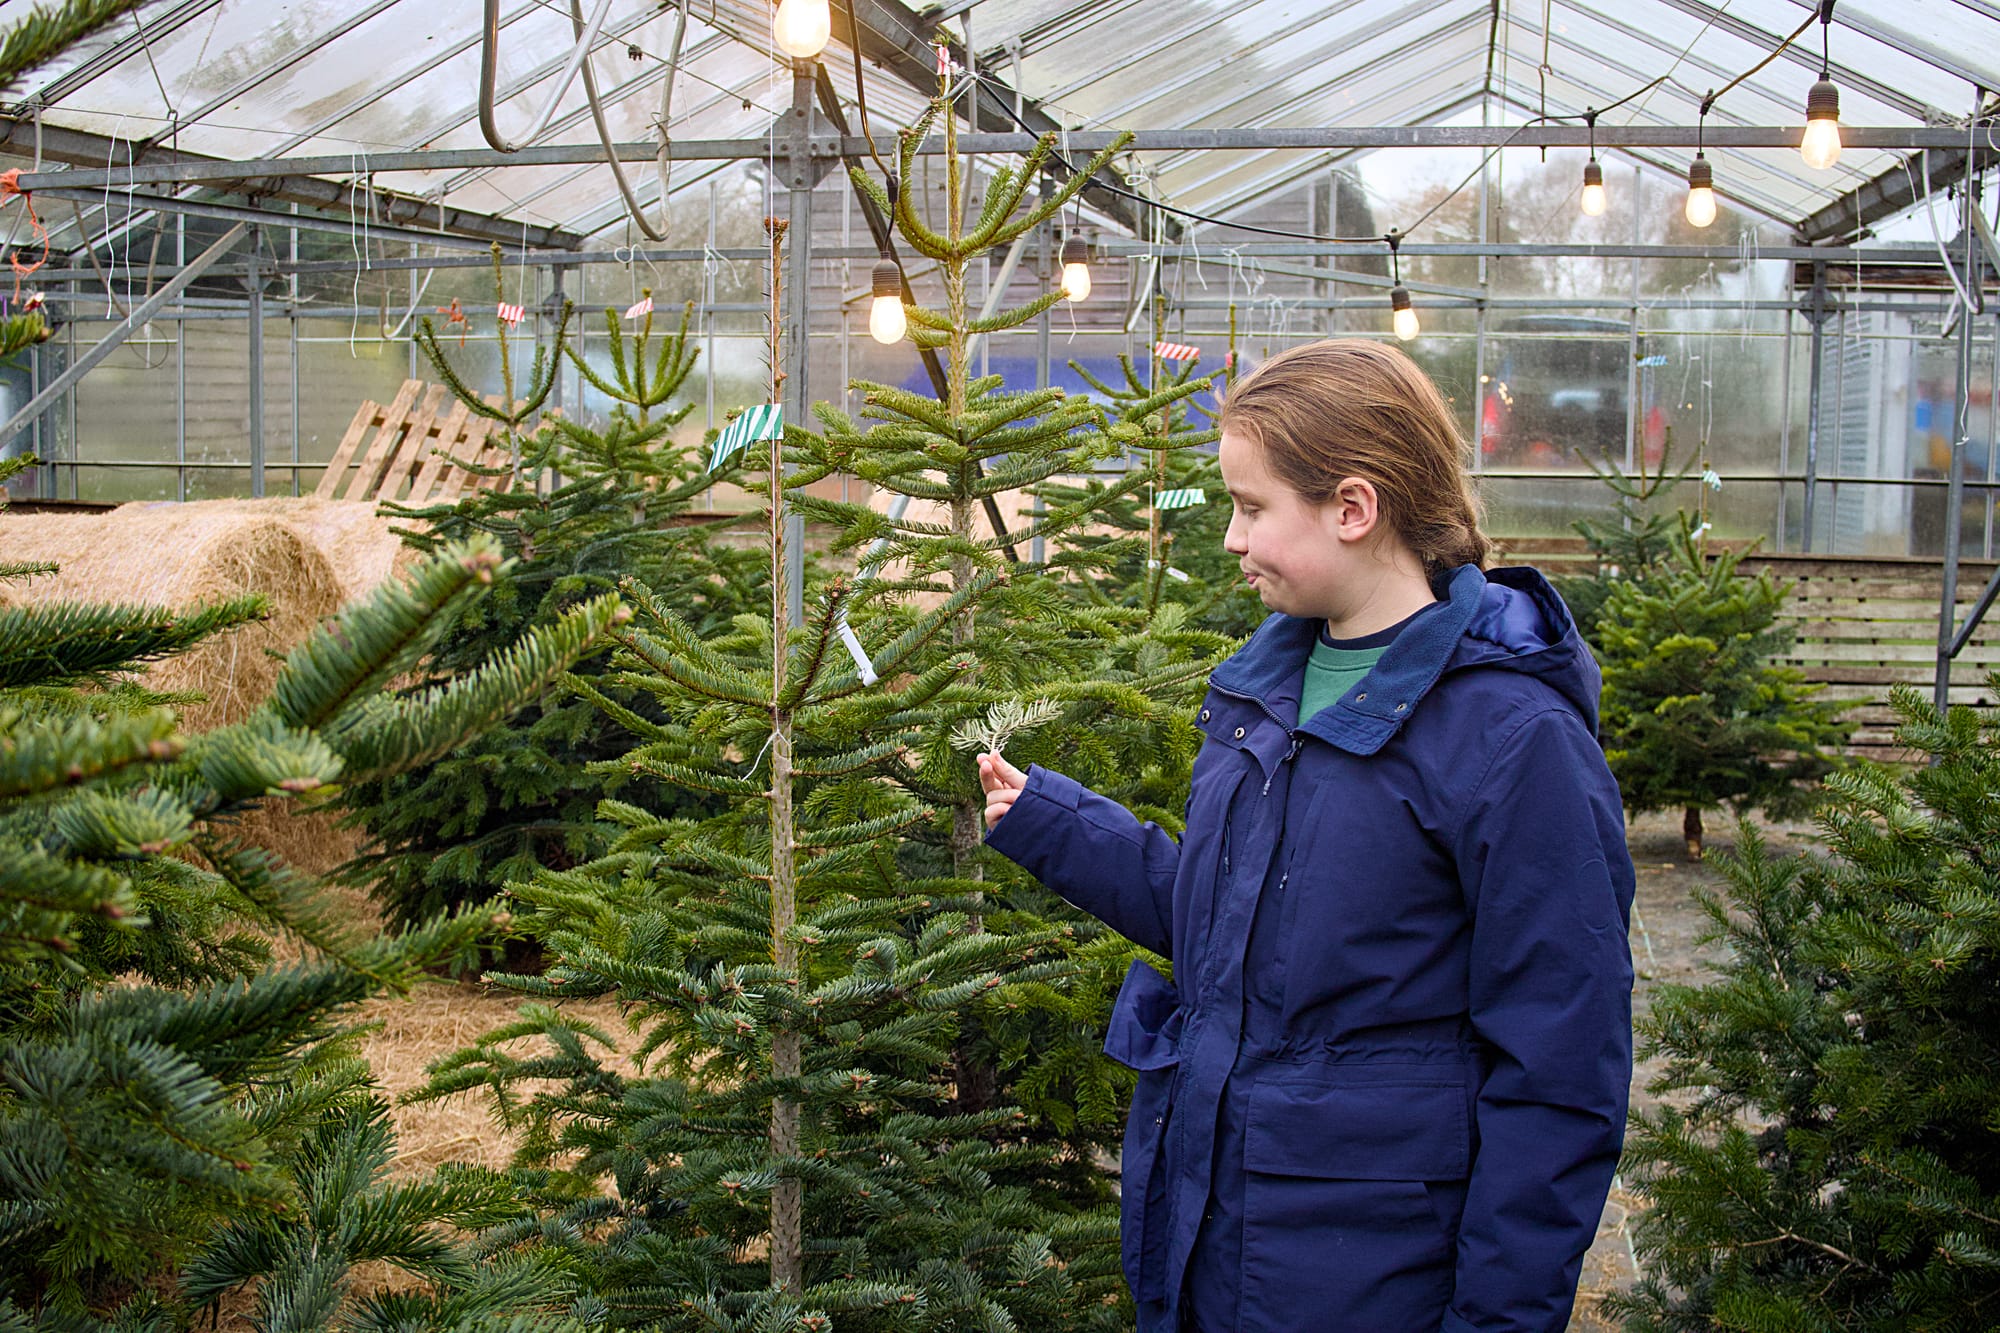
[{"left": 2, "top": 0, "right": 1995, "bottom": 251}]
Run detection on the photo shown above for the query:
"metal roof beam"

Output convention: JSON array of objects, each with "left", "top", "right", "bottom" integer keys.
[
  {"left": 1795, "top": 140, "right": 2000, "bottom": 242},
  {"left": 10, "top": 126, "right": 1988, "bottom": 197},
  {"left": 830, "top": 0, "right": 1163, "bottom": 238},
  {"left": 0, "top": 118, "right": 583, "bottom": 252}
]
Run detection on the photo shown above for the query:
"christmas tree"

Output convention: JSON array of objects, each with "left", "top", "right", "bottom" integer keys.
[
  {"left": 0, "top": 498, "right": 621, "bottom": 1322},
  {"left": 1555, "top": 431, "right": 1699, "bottom": 646},
  {"left": 341, "top": 255, "right": 763, "bottom": 940},
  {"left": 1608, "top": 685, "right": 2000, "bottom": 1330},
  {"left": 1593, "top": 530, "right": 1849, "bottom": 856},
  {"left": 415, "top": 82, "right": 1163, "bottom": 1319}
]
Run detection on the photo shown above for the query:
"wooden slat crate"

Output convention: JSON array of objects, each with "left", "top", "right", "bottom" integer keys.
[
  {"left": 312, "top": 379, "right": 517, "bottom": 504},
  {"left": 1492, "top": 537, "right": 2000, "bottom": 761}
]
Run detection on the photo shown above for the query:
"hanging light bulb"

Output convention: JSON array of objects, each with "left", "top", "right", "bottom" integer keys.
[
  {"left": 1059, "top": 235, "right": 1092, "bottom": 302},
  {"left": 1383, "top": 230, "right": 1417, "bottom": 340},
  {"left": 1579, "top": 160, "right": 1607, "bottom": 217},
  {"left": 1685, "top": 95, "right": 1718, "bottom": 229},
  {"left": 1801, "top": 77, "right": 1842, "bottom": 169},
  {"left": 868, "top": 255, "right": 905, "bottom": 344},
  {"left": 1390, "top": 285, "right": 1419, "bottom": 342},
  {"left": 1577, "top": 109, "right": 1606, "bottom": 216},
  {"left": 1799, "top": 2, "right": 1842, "bottom": 170},
  {"left": 773, "top": 0, "right": 830, "bottom": 59},
  {"left": 1684, "top": 153, "right": 1717, "bottom": 228}
]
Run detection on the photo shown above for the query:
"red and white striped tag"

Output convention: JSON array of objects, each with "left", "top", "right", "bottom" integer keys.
[
  {"left": 496, "top": 301, "right": 525, "bottom": 326},
  {"left": 625, "top": 296, "right": 653, "bottom": 321},
  {"left": 1154, "top": 341, "right": 1199, "bottom": 362}
]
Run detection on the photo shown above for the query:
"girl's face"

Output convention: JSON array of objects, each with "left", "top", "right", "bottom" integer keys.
[{"left": 1218, "top": 427, "right": 1387, "bottom": 622}]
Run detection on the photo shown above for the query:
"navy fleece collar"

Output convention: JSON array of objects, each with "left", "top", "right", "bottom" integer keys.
[{"left": 1209, "top": 564, "right": 1593, "bottom": 755}]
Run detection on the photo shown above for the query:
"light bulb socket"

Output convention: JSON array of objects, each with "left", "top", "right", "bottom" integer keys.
[
  {"left": 1687, "top": 155, "right": 1713, "bottom": 190},
  {"left": 871, "top": 257, "right": 900, "bottom": 300},
  {"left": 1582, "top": 160, "right": 1604, "bottom": 189},
  {"left": 1390, "top": 285, "right": 1413, "bottom": 314},
  {"left": 1060, "top": 235, "right": 1088, "bottom": 267},
  {"left": 1806, "top": 77, "right": 1840, "bottom": 121}
]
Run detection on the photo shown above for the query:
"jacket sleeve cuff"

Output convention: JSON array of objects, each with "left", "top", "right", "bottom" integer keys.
[{"left": 982, "top": 764, "right": 1079, "bottom": 868}]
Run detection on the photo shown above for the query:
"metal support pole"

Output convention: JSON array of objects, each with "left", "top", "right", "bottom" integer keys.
[
  {"left": 176, "top": 215, "right": 187, "bottom": 503},
  {"left": 1936, "top": 165, "right": 1985, "bottom": 713},
  {"left": 247, "top": 226, "right": 266, "bottom": 498},
  {"left": 291, "top": 220, "right": 301, "bottom": 494},
  {"left": 1034, "top": 210, "right": 1050, "bottom": 565},
  {"left": 781, "top": 58, "right": 816, "bottom": 629},
  {"left": 1777, "top": 300, "right": 1794, "bottom": 552},
  {"left": 549, "top": 264, "right": 566, "bottom": 416},
  {"left": 0, "top": 223, "right": 250, "bottom": 453},
  {"left": 1801, "top": 261, "right": 1829, "bottom": 551}
]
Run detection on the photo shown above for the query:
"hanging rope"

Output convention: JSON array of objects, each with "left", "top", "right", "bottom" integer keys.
[{"left": 0, "top": 170, "right": 49, "bottom": 302}]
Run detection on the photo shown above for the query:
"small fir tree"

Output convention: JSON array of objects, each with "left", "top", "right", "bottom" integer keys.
[
  {"left": 1555, "top": 432, "right": 1699, "bottom": 645},
  {"left": 417, "top": 210, "right": 1125, "bottom": 1330},
  {"left": 342, "top": 259, "right": 761, "bottom": 936},
  {"left": 1593, "top": 530, "right": 1850, "bottom": 856},
  {"left": 1608, "top": 685, "right": 2000, "bottom": 1331}
]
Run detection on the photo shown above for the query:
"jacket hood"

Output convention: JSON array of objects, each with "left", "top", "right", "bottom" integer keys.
[{"left": 1206, "top": 563, "right": 1601, "bottom": 755}]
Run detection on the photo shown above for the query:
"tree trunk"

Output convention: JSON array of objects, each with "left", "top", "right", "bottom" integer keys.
[
  {"left": 1684, "top": 805, "right": 1704, "bottom": 860},
  {"left": 765, "top": 219, "right": 803, "bottom": 1293}
]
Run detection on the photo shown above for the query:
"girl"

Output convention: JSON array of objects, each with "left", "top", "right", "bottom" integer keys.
[{"left": 980, "top": 340, "right": 1634, "bottom": 1332}]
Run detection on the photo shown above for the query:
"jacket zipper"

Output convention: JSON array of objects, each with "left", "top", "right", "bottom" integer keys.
[{"left": 1211, "top": 682, "right": 1307, "bottom": 797}]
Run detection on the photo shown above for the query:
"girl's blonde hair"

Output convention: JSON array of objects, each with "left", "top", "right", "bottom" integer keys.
[{"left": 1219, "top": 339, "right": 1490, "bottom": 576}]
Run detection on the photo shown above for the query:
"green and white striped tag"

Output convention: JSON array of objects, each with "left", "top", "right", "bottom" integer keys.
[
  {"left": 1154, "top": 487, "right": 1207, "bottom": 510},
  {"left": 709, "top": 403, "right": 784, "bottom": 471}
]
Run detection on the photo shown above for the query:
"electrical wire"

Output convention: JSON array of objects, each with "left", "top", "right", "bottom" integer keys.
[{"left": 846, "top": 0, "right": 889, "bottom": 178}]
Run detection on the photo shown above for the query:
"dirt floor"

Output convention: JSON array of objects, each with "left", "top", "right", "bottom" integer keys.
[{"left": 303, "top": 811, "right": 1819, "bottom": 1329}]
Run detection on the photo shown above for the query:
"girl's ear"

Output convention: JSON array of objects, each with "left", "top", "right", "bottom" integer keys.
[{"left": 1326, "top": 476, "right": 1382, "bottom": 544}]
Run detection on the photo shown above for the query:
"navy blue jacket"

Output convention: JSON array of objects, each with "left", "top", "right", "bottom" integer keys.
[{"left": 986, "top": 565, "right": 1634, "bottom": 1332}]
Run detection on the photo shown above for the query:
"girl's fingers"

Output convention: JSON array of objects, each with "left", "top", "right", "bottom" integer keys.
[
  {"left": 984, "top": 786, "right": 1022, "bottom": 828},
  {"left": 981, "top": 752, "right": 1028, "bottom": 792}
]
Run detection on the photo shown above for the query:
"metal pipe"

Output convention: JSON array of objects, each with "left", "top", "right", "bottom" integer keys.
[
  {"left": 9, "top": 239, "right": 1952, "bottom": 285},
  {"left": 1801, "top": 262, "right": 1828, "bottom": 551},
  {"left": 247, "top": 227, "right": 265, "bottom": 497},
  {"left": 1936, "top": 162, "right": 1985, "bottom": 712},
  {"left": 14, "top": 126, "right": 1982, "bottom": 193},
  {"left": 782, "top": 60, "right": 814, "bottom": 629},
  {"left": 0, "top": 223, "right": 249, "bottom": 451}
]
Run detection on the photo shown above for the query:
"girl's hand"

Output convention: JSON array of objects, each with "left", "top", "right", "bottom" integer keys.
[{"left": 978, "top": 752, "right": 1028, "bottom": 829}]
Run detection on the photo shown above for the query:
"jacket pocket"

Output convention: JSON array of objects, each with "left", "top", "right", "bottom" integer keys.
[
  {"left": 1238, "top": 1073, "right": 1467, "bottom": 1327},
  {"left": 1105, "top": 960, "right": 1182, "bottom": 1302}
]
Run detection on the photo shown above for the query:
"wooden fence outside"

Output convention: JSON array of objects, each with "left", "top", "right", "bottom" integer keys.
[{"left": 1490, "top": 537, "right": 2000, "bottom": 760}]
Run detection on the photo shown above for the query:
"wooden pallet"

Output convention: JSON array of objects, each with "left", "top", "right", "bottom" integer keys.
[
  {"left": 313, "top": 380, "right": 517, "bottom": 503},
  {"left": 1494, "top": 536, "right": 2000, "bottom": 761}
]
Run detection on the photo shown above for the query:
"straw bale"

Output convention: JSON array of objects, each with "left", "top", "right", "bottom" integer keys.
[
  {"left": 225, "top": 496, "right": 420, "bottom": 603},
  {"left": 0, "top": 502, "right": 343, "bottom": 730}
]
